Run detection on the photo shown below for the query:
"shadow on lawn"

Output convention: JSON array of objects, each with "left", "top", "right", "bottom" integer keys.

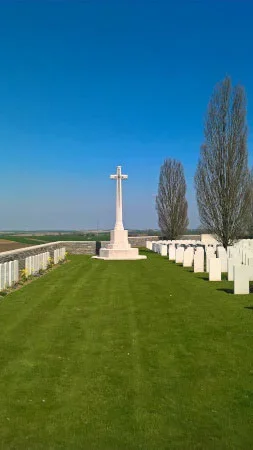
[
  {"left": 198, "top": 276, "right": 209, "bottom": 281},
  {"left": 182, "top": 267, "right": 194, "bottom": 273},
  {"left": 216, "top": 285, "right": 253, "bottom": 295},
  {"left": 177, "top": 261, "right": 253, "bottom": 300},
  {"left": 216, "top": 288, "right": 234, "bottom": 295}
]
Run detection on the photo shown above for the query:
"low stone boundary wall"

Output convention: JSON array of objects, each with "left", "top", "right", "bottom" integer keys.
[
  {"left": 0, "top": 242, "right": 63, "bottom": 270},
  {"left": 180, "top": 234, "right": 201, "bottom": 241},
  {"left": 100, "top": 236, "right": 159, "bottom": 249},
  {"left": 128, "top": 236, "right": 159, "bottom": 247},
  {"left": 0, "top": 241, "right": 96, "bottom": 270},
  {"left": 0, "top": 237, "right": 162, "bottom": 268},
  {"left": 63, "top": 241, "right": 96, "bottom": 255}
]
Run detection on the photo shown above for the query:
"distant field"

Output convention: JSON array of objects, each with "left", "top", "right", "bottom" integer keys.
[
  {"left": 38, "top": 233, "right": 111, "bottom": 242},
  {"left": 0, "top": 236, "right": 46, "bottom": 245},
  {"left": 0, "top": 233, "right": 111, "bottom": 245},
  {"left": 0, "top": 239, "right": 33, "bottom": 252}
]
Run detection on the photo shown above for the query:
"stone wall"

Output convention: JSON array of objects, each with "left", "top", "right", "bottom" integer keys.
[
  {"left": 200, "top": 234, "right": 218, "bottom": 245},
  {"left": 128, "top": 236, "right": 159, "bottom": 247},
  {"left": 180, "top": 234, "right": 201, "bottom": 241},
  {"left": 0, "top": 242, "right": 63, "bottom": 270},
  {"left": 0, "top": 240, "right": 97, "bottom": 270},
  {"left": 63, "top": 241, "right": 96, "bottom": 255},
  {"left": 0, "top": 235, "right": 217, "bottom": 270},
  {"left": 100, "top": 236, "right": 159, "bottom": 249}
]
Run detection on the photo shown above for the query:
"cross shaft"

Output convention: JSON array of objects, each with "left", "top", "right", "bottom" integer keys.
[{"left": 110, "top": 166, "right": 128, "bottom": 230}]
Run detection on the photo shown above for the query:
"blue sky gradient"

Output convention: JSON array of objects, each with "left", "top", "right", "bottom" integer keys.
[{"left": 0, "top": 0, "right": 253, "bottom": 230}]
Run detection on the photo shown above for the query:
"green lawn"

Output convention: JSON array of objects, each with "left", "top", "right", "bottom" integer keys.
[{"left": 0, "top": 252, "right": 253, "bottom": 449}]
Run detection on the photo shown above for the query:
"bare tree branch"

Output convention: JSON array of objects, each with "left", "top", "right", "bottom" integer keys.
[{"left": 156, "top": 159, "right": 189, "bottom": 239}]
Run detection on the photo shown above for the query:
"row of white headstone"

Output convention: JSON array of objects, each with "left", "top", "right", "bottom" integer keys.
[
  {"left": 0, "top": 260, "right": 19, "bottom": 291},
  {"left": 25, "top": 251, "right": 50, "bottom": 276},
  {"left": 54, "top": 248, "right": 66, "bottom": 264},
  {"left": 0, "top": 247, "right": 67, "bottom": 292},
  {"left": 147, "top": 239, "right": 253, "bottom": 295},
  {"left": 25, "top": 247, "right": 66, "bottom": 276}
]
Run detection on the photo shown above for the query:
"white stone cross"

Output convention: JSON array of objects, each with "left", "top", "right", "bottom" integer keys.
[{"left": 110, "top": 166, "right": 128, "bottom": 230}]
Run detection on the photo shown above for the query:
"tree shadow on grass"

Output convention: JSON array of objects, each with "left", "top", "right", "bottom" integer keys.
[{"left": 244, "top": 306, "right": 253, "bottom": 310}]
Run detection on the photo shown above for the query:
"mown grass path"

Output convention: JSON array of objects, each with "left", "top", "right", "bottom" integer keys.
[{"left": 0, "top": 252, "right": 253, "bottom": 449}]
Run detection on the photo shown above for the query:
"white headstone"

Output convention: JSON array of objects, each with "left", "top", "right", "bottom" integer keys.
[
  {"left": 35, "top": 254, "right": 39, "bottom": 272},
  {"left": 146, "top": 241, "right": 152, "bottom": 250},
  {"left": 14, "top": 260, "right": 19, "bottom": 282},
  {"left": 168, "top": 245, "right": 176, "bottom": 261},
  {"left": 152, "top": 242, "right": 157, "bottom": 252},
  {"left": 29, "top": 256, "right": 32, "bottom": 275},
  {"left": 0, "top": 264, "right": 4, "bottom": 291},
  {"left": 247, "top": 265, "right": 253, "bottom": 282},
  {"left": 217, "top": 247, "right": 227, "bottom": 258},
  {"left": 227, "top": 246, "right": 234, "bottom": 258},
  {"left": 42, "top": 253, "right": 46, "bottom": 270},
  {"left": 25, "top": 257, "right": 31, "bottom": 276},
  {"left": 4, "top": 262, "right": 8, "bottom": 288},
  {"left": 220, "top": 257, "right": 228, "bottom": 273},
  {"left": 234, "top": 265, "right": 249, "bottom": 294},
  {"left": 175, "top": 247, "right": 184, "bottom": 264},
  {"left": 206, "top": 255, "right": 216, "bottom": 273},
  {"left": 46, "top": 252, "right": 50, "bottom": 267},
  {"left": 194, "top": 251, "right": 204, "bottom": 272},
  {"left": 160, "top": 244, "right": 168, "bottom": 257},
  {"left": 33, "top": 255, "right": 36, "bottom": 273},
  {"left": 8, "top": 261, "right": 14, "bottom": 286},
  {"left": 31, "top": 256, "right": 35, "bottom": 274},
  {"left": 183, "top": 248, "right": 194, "bottom": 267},
  {"left": 209, "top": 258, "right": 221, "bottom": 281},
  {"left": 228, "top": 258, "right": 241, "bottom": 281}
]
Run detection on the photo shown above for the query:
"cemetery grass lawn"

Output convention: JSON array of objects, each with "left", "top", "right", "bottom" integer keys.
[{"left": 0, "top": 252, "right": 253, "bottom": 449}]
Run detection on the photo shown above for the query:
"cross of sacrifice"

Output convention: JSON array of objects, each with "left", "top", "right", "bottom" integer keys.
[{"left": 110, "top": 166, "right": 128, "bottom": 230}]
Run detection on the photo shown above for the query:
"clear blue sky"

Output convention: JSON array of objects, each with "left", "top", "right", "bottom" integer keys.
[{"left": 0, "top": 0, "right": 253, "bottom": 230}]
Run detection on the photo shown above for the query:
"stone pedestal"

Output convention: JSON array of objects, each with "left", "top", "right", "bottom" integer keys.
[
  {"left": 96, "top": 228, "right": 146, "bottom": 260},
  {"left": 109, "top": 229, "right": 130, "bottom": 248}
]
